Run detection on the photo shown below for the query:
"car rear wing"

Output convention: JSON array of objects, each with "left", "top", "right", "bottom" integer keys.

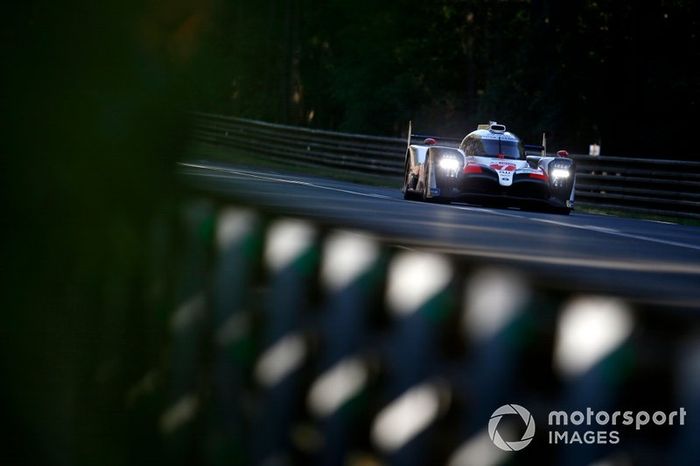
[{"left": 412, "top": 134, "right": 462, "bottom": 144}]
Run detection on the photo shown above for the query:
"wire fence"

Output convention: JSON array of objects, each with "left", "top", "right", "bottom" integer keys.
[
  {"left": 158, "top": 199, "right": 700, "bottom": 466},
  {"left": 192, "top": 113, "right": 700, "bottom": 219}
]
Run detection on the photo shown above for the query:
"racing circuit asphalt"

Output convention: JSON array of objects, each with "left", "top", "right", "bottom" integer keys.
[{"left": 180, "top": 160, "right": 700, "bottom": 311}]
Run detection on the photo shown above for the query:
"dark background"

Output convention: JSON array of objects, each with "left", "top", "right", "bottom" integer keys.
[{"left": 200, "top": 0, "right": 700, "bottom": 157}]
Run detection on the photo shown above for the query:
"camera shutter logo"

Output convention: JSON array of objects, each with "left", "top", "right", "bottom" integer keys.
[{"left": 488, "top": 404, "right": 536, "bottom": 451}]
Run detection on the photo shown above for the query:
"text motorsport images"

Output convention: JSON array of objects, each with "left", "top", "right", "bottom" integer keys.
[{"left": 488, "top": 404, "right": 687, "bottom": 451}]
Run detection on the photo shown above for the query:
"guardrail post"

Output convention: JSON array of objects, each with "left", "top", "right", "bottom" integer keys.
[
  {"left": 371, "top": 251, "right": 454, "bottom": 466},
  {"left": 464, "top": 269, "right": 539, "bottom": 421},
  {"left": 161, "top": 200, "right": 215, "bottom": 464},
  {"left": 251, "top": 219, "right": 319, "bottom": 464},
  {"left": 306, "top": 231, "right": 384, "bottom": 465},
  {"left": 552, "top": 297, "right": 635, "bottom": 466},
  {"left": 205, "top": 207, "right": 263, "bottom": 464}
]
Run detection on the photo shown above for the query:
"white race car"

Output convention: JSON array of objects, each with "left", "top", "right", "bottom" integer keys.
[{"left": 402, "top": 121, "right": 576, "bottom": 214}]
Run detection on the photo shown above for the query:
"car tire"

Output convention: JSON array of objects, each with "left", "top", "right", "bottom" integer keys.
[
  {"left": 403, "top": 161, "right": 419, "bottom": 200},
  {"left": 422, "top": 167, "right": 432, "bottom": 202},
  {"left": 422, "top": 156, "right": 446, "bottom": 203}
]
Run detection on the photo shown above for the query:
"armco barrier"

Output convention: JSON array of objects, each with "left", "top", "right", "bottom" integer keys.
[
  {"left": 159, "top": 199, "right": 700, "bottom": 465},
  {"left": 192, "top": 113, "right": 700, "bottom": 219}
]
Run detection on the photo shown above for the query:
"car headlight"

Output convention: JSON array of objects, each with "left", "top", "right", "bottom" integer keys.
[
  {"left": 549, "top": 159, "right": 573, "bottom": 180},
  {"left": 551, "top": 168, "right": 571, "bottom": 179},
  {"left": 438, "top": 157, "right": 461, "bottom": 171}
]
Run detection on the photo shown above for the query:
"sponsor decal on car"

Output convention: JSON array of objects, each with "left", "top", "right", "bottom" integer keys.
[{"left": 489, "top": 162, "right": 517, "bottom": 186}]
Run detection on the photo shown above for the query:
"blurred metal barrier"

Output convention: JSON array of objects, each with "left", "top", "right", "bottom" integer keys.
[
  {"left": 192, "top": 113, "right": 700, "bottom": 219},
  {"left": 161, "top": 199, "right": 700, "bottom": 466}
]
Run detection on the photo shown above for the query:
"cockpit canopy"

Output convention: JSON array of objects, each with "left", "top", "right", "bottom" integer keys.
[{"left": 459, "top": 122, "right": 523, "bottom": 160}]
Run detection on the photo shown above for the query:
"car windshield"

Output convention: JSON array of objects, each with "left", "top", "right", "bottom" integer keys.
[
  {"left": 463, "top": 137, "right": 522, "bottom": 159},
  {"left": 474, "top": 138, "right": 520, "bottom": 159}
]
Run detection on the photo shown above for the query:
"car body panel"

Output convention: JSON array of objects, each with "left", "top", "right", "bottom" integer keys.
[{"left": 402, "top": 122, "right": 576, "bottom": 212}]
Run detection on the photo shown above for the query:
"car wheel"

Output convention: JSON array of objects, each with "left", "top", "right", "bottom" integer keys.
[
  {"left": 422, "top": 158, "right": 442, "bottom": 203},
  {"left": 422, "top": 170, "right": 432, "bottom": 202},
  {"left": 403, "top": 162, "right": 419, "bottom": 200}
]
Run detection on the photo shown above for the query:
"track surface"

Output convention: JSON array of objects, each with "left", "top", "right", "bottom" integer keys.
[{"left": 181, "top": 161, "right": 700, "bottom": 310}]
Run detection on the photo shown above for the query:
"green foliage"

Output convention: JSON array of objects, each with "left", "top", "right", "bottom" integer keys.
[{"left": 199, "top": 0, "right": 699, "bottom": 157}]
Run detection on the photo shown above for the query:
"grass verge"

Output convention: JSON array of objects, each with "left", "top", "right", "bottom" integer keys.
[{"left": 187, "top": 141, "right": 401, "bottom": 188}]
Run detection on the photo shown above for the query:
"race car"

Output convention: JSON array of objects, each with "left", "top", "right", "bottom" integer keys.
[{"left": 401, "top": 121, "right": 576, "bottom": 214}]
